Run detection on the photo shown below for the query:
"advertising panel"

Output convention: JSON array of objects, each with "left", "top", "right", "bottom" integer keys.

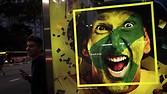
[{"left": 49, "top": 0, "right": 167, "bottom": 94}]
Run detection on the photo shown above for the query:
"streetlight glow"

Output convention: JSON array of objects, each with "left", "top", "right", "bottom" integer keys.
[
  {"left": 43, "top": 0, "right": 49, "bottom": 3},
  {"left": 53, "top": 0, "right": 57, "bottom": 3}
]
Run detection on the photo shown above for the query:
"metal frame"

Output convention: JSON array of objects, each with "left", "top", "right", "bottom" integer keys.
[{"left": 42, "top": 0, "right": 54, "bottom": 94}]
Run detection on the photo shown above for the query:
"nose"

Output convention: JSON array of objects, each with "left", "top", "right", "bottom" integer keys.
[
  {"left": 110, "top": 31, "right": 123, "bottom": 46},
  {"left": 109, "top": 32, "right": 126, "bottom": 53},
  {"left": 111, "top": 32, "right": 120, "bottom": 47}
]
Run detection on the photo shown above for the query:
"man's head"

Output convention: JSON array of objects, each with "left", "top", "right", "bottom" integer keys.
[
  {"left": 80, "top": 10, "right": 151, "bottom": 93},
  {"left": 26, "top": 35, "right": 43, "bottom": 58}
]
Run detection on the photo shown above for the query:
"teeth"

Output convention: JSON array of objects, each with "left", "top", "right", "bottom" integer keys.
[
  {"left": 107, "top": 61, "right": 130, "bottom": 77},
  {"left": 108, "top": 56, "right": 127, "bottom": 62}
]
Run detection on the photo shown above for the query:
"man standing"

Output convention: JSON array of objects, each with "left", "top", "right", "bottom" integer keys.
[{"left": 21, "top": 35, "right": 47, "bottom": 94}]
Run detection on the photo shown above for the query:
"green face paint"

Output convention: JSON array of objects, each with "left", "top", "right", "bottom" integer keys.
[{"left": 87, "top": 10, "right": 145, "bottom": 91}]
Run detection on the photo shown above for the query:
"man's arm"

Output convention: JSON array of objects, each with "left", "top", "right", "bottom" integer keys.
[{"left": 20, "top": 69, "right": 31, "bottom": 83}]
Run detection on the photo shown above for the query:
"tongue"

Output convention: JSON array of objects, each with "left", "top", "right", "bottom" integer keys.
[{"left": 112, "top": 62, "right": 125, "bottom": 71}]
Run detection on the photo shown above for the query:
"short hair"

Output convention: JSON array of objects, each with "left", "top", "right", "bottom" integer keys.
[{"left": 26, "top": 35, "right": 43, "bottom": 47}]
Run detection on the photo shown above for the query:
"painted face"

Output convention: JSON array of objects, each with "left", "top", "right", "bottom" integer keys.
[{"left": 87, "top": 10, "right": 145, "bottom": 92}]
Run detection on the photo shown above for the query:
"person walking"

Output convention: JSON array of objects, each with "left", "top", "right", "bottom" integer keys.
[{"left": 20, "top": 35, "right": 47, "bottom": 94}]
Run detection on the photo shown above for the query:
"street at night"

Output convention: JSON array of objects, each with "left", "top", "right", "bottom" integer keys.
[{"left": 0, "top": 62, "right": 31, "bottom": 94}]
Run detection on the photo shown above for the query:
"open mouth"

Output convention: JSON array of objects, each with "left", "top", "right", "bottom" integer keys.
[{"left": 105, "top": 55, "right": 130, "bottom": 77}]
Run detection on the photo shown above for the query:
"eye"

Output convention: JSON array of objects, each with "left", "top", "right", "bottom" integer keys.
[
  {"left": 96, "top": 25, "right": 106, "bottom": 30},
  {"left": 95, "top": 25, "right": 111, "bottom": 34},
  {"left": 124, "top": 22, "right": 134, "bottom": 28}
]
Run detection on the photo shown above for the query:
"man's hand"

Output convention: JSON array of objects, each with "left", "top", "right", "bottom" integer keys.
[{"left": 20, "top": 69, "right": 31, "bottom": 81}]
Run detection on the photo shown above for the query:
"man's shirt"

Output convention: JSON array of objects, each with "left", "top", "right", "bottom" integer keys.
[{"left": 30, "top": 55, "right": 47, "bottom": 94}]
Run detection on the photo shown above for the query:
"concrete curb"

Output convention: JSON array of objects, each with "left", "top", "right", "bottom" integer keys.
[{"left": 3, "top": 62, "right": 31, "bottom": 67}]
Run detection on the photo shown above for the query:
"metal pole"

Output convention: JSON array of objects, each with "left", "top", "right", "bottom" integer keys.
[{"left": 42, "top": 0, "right": 54, "bottom": 94}]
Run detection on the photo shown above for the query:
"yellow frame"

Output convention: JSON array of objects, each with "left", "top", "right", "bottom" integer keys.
[{"left": 73, "top": 1, "right": 158, "bottom": 88}]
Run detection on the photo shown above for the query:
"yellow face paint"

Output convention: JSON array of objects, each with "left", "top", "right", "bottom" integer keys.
[{"left": 122, "top": 36, "right": 145, "bottom": 66}]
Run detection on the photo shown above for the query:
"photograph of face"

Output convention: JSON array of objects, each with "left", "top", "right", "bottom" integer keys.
[
  {"left": 88, "top": 10, "right": 147, "bottom": 80},
  {"left": 73, "top": 2, "right": 157, "bottom": 93},
  {"left": 88, "top": 10, "right": 151, "bottom": 92}
]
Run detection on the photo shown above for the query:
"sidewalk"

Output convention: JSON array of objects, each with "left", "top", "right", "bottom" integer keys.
[
  {"left": 3, "top": 61, "right": 31, "bottom": 67},
  {"left": 0, "top": 62, "right": 31, "bottom": 94}
]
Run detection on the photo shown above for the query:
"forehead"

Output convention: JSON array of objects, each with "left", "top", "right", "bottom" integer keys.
[
  {"left": 27, "top": 41, "right": 37, "bottom": 46},
  {"left": 95, "top": 10, "right": 137, "bottom": 29},
  {"left": 97, "top": 10, "right": 134, "bottom": 20}
]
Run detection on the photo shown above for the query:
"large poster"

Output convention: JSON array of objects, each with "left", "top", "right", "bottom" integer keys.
[{"left": 49, "top": 0, "right": 167, "bottom": 94}]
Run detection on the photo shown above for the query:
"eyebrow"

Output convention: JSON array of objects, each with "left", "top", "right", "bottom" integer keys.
[
  {"left": 96, "top": 14, "right": 109, "bottom": 21},
  {"left": 130, "top": 14, "right": 137, "bottom": 18},
  {"left": 96, "top": 23, "right": 113, "bottom": 31}
]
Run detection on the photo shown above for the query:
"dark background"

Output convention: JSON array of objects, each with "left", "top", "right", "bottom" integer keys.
[{"left": 0, "top": 0, "right": 42, "bottom": 51}]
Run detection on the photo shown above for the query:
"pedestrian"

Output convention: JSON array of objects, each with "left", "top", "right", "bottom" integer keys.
[
  {"left": 20, "top": 35, "right": 47, "bottom": 94},
  {"left": 0, "top": 55, "right": 5, "bottom": 76}
]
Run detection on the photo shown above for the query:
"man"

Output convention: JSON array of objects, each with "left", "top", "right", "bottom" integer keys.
[{"left": 21, "top": 35, "right": 47, "bottom": 94}]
